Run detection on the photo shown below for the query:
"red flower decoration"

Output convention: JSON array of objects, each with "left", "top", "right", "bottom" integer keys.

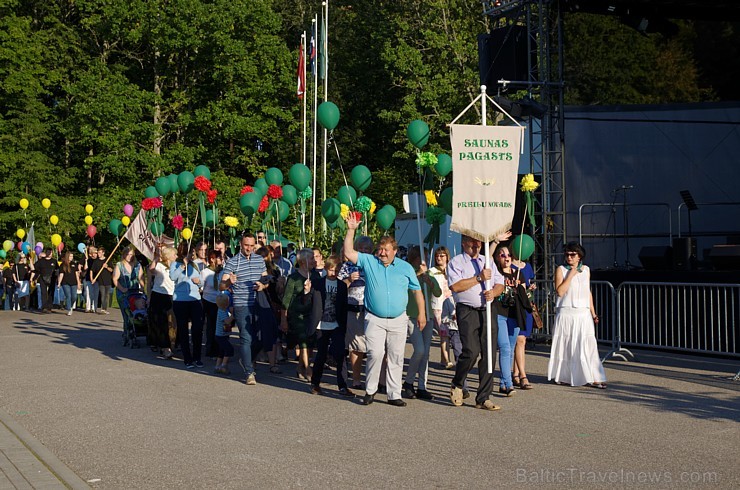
[
  {"left": 171, "top": 214, "right": 184, "bottom": 231},
  {"left": 194, "top": 176, "right": 212, "bottom": 192},
  {"left": 240, "top": 185, "right": 254, "bottom": 196},
  {"left": 267, "top": 184, "right": 283, "bottom": 200},
  {"left": 206, "top": 189, "right": 218, "bottom": 204},
  {"left": 258, "top": 195, "right": 269, "bottom": 213},
  {"left": 141, "top": 197, "right": 162, "bottom": 211},
  {"left": 351, "top": 211, "right": 363, "bottom": 222}
]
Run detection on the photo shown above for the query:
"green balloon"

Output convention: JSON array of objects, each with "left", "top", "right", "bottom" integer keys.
[
  {"left": 155, "top": 176, "right": 171, "bottom": 196},
  {"left": 317, "top": 101, "right": 340, "bottom": 130},
  {"left": 277, "top": 201, "right": 290, "bottom": 222},
  {"left": 350, "top": 165, "right": 372, "bottom": 192},
  {"left": 178, "top": 171, "right": 195, "bottom": 193},
  {"left": 439, "top": 187, "right": 453, "bottom": 215},
  {"left": 376, "top": 205, "right": 397, "bottom": 231},
  {"left": 337, "top": 185, "right": 357, "bottom": 206},
  {"left": 240, "top": 192, "right": 261, "bottom": 217},
  {"left": 407, "top": 119, "right": 430, "bottom": 149},
  {"left": 0, "top": 250, "right": 5, "bottom": 259},
  {"left": 144, "top": 186, "right": 159, "bottom": 198},
  {"left": 511, "top": 234, "right": 535, "bottom": 261},
  {"left": 108, "top": 219, "right": 123, "bottom": 236},
  {"left": 265, "top": 167, "right": 284, "bottom": 186},
  {"left": 148, "top": 221, "right": 164, "bottom": 236},
  {"left": 435, "top": 153, "right": 452, "bottom": 177},
  {"left": 205, "top": 209, "right": 215, "bottom": 227},
  {"left": 281, "top": 184, "right": 298, "bottom": 206},
  {"left": 321, "top": 198, "right": 341, "bottom": 223},
  {"left": 288, "top": 163, "right": 312, "bottom": 191},
  {"left": 254, "top": 178, "right": 268, "bottom": 196},
  {"left": 193, "top": 165, "right": 211, "bottom": 179},
  {"left": 167, "top": 174, "right": 180, "bottom": 194}
]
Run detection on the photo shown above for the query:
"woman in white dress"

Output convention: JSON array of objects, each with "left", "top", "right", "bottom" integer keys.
[{"left": 547, "top": 242, "right": 607, "bottom": 389}]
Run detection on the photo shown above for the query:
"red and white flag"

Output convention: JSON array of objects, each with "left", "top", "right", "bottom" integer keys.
[{"left": 296, "top": 44, "right": 306, "bottom": 99}]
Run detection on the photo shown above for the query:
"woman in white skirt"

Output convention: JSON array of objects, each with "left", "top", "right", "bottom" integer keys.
[{"left": 547, "top": 242, "right": 607, "bottom": 389}]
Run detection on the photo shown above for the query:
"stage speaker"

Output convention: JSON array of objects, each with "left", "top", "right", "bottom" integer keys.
[
  {"left": 709, "top": 245, "right": 740, "bottom": 270},
  {"left": 638, "top": 246, "right": 673, "bottom": 270},
  {"left": 672, "top": 237, "right": 696, "bottom": 271},
  {"left": 478, "top": 26, "right": 535, "bottom": 95}
]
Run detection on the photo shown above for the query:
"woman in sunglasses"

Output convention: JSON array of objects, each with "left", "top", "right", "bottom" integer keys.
[
  {"left": 547, "top": 242, "right": 607, "bottom": 389},
  {"left": 492, "top": 244, "right": 519, "bottom": 396}
]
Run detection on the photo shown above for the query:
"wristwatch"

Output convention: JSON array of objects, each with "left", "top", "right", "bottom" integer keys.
[{"left": 476, "top": 274, "right": 484, "bottom": 283}]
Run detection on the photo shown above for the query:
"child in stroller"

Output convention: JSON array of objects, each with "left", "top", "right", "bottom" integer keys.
[{"left": 123, "top": 291, "right": 149, "bottom": 348}]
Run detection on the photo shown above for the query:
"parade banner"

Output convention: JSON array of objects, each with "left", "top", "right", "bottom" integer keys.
[
  {"left": 449, "top": 124, "right": 522, "bottom": 241},
  {"left": 124, "top": 210, "right": 173, "bottom": 260}
]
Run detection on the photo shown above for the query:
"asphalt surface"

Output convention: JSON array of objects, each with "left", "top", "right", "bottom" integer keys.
[{"left": 0, "top": 309, "right": 738, "bottom": 489}]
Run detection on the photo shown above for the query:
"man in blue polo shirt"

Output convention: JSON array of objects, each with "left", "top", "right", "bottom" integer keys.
[
  {"left": 343, "top": 214, "right": 425, "bottom": 407},
  {"left": 220, "top": 233, "right": 267, "bottom": 386}
]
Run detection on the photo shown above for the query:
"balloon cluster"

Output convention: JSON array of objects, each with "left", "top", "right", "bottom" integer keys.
[
  {"left": 314, "top": 101, "right": 397, "bottom": 233},
  {"left": 405, "top": 119, "right": 455, "bottom": 248}
]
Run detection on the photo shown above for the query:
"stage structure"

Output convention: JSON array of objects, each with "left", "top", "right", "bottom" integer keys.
[{"left": 480, "top": 0, "right": 566, "bottom": 331}]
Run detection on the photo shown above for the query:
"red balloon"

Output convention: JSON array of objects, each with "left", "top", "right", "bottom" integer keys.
[
  {"left": 87, "top": 225, "right": 97, "bottom": 238},
  {"left": 17, "top": 241, "right": 22, "bottom": 250},
  {"left": 57, "top": 242, "right": 65, "bottom": 253}
]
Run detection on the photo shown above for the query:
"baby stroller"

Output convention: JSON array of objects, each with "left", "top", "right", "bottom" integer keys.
[{"left": 123, "top": 291, "right": 149, "bottom": 348}]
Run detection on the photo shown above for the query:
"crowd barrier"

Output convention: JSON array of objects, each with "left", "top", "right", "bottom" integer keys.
[{"left": 537, "top": 280, "right": 740, "bottom": 361}]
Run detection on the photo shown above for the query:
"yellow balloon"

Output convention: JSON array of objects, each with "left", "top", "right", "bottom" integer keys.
[
  {"left": 84, "top": 215, "right": 93, "bottom": 225},
  {"left": 19, "top": 198, "right": 29, "bottom": 210},
  {"left": 181, "top": 228, "right": 192, "bottom": 240},
  {"left": 51, "top": 234, "right": 62, "bottom": 247},
  {"left": 85, "top": 204, "right": 94, "bottom": 214},
  {"left": 16, "top": 229, "right": 25, "bottom": 239},
  {"left": 121, "top": 216, "right": 131, "bottom": 226},
  {"left": 50, "top": 215, "right": 59, "bottom": 225},
  {"left": 42, "top": 198, "right": 51, "bottom": 209}
]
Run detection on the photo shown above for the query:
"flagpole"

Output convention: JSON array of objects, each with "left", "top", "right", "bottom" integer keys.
[
  {"left": 321, "top": 0, "right": 329, "bottom": 234},
  {"left": 480, "top": 84, "right": 494, "bottom": 375},
  {"left": 311, "top": 15, "right": 318, "bottom": 239},
  {"left": 301, "top": 32, "right": 307, "bottom": 171}
]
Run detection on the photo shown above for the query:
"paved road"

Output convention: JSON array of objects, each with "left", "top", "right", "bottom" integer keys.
[{"left": 0, "top": 309, "right": 738, "bottom": 489}]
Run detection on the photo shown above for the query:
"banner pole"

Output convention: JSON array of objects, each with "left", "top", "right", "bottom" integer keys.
[
  {"left": 92, "top": 233, "right": 127, "bottom": 283},
  {"left": 480, "top": 85, "right": 495, "bottom": 375}
]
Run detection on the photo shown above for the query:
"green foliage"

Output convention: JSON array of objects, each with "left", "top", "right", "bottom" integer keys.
[{"left": 0, "top": 0, "right": 733, "bottom": 252}]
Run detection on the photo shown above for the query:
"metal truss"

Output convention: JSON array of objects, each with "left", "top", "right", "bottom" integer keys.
[{"left": 482, "top": 0, "right": 566, "bottom": 330}]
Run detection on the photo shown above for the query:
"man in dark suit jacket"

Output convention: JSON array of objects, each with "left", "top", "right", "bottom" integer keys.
[{"left": 308, "top": 255, "right": 353, "bottom": 396}]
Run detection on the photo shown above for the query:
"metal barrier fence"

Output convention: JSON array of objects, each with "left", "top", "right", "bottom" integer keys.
[
  {"left": 617, "top": 282, "right": 740, "bottom": 358},
  {"left": 537, "top": 281, "right": 739, "bottom": 361}
]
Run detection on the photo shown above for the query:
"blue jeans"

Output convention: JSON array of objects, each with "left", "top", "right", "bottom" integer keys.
[
  {"left": 61, "top": 284, "right": 78, "bottom": 311},
  {"left": 234, "top": 305, "right": 259, "bottom": 376},
  {"left": 497, "top": 315, "right": 519, "bottom": 389},
  {"left": 405, "top": 318, "right": 434, "bottom": 390}
]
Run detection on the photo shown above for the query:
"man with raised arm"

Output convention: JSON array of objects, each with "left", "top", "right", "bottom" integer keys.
[{"left": 344, "top": 214, "right": 425, "bottom": 407}]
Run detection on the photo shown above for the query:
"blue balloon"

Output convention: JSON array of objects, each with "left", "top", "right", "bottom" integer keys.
[
  {"left": 77, "top": 243, "right": 86, "bottom": 254},
  {"left": 21, "top": 242, "right": 31, "bottom": 255}
]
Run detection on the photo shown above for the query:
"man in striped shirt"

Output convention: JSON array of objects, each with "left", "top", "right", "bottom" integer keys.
[{"left": 220, "top": 233, "right": 268, "bottom": 385}]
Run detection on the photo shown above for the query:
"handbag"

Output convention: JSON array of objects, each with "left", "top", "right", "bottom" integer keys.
[{"left": 531, "top": 303, "right": 544, "bottom": 330}]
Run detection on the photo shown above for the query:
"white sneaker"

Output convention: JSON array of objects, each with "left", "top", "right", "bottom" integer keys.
[{"left": 67, "top": 310, "right": 73, "bottom": 316}]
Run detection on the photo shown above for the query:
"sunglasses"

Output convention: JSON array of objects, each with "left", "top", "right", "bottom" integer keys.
[{"left": 565, "top": 252, "right": 579, "bottom": 257}]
